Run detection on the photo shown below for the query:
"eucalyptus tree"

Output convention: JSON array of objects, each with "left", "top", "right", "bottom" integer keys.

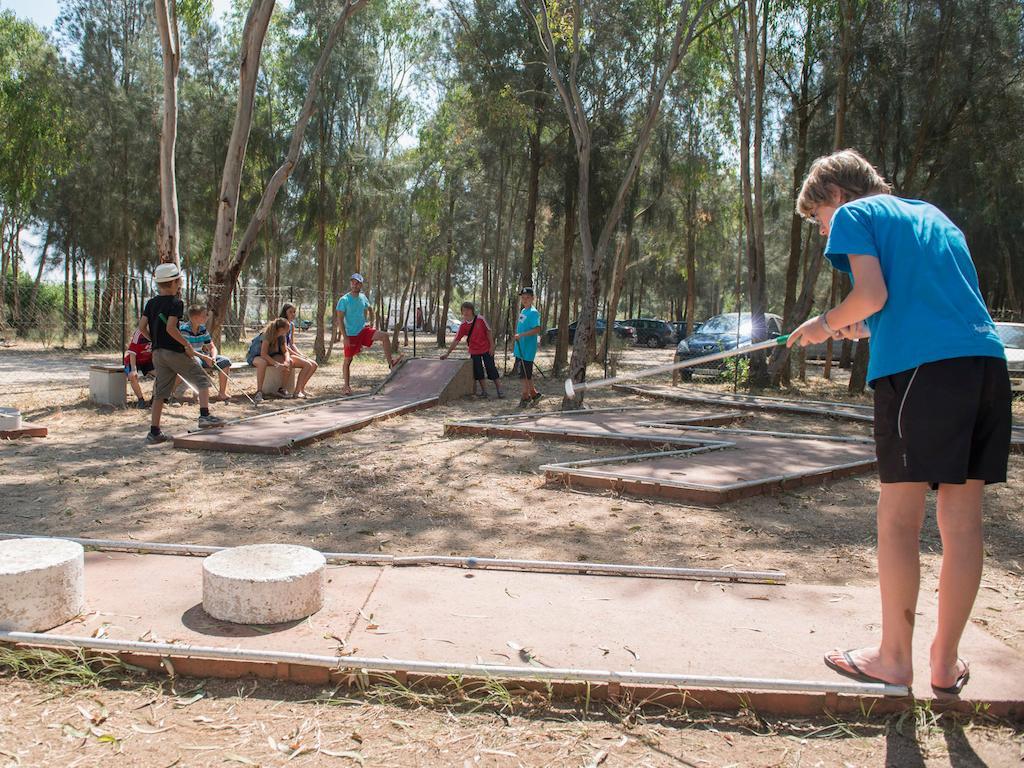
[
  {"left": 522, "top": 0, "right": 720, "bottom": 406},
  {"left": 205, "top": 0, "right": 368, "bottom": 345},
  {"left": 0, "top": 13, "right": 68, "bottom": 329}
]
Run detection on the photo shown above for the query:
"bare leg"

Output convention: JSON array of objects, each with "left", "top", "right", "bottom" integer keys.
[
  {"left": 128, "top": 374, "right": 145, "bottom": 401},
  {"left": 150, "top": 397, "right": 164, "bottom": 429},
  {"left": 342, "top": 356, "right": 353, "bottom": 395},
  {"left": 825, "top": 482, "right": 927, "bottom": 686},
  {"left": 217, "top": 370, "right": 229, "bottom": 399},
  {"left": 295, "top": 359, "right": 317, "bottom": 393},
  {"left": 198, "top": 386, "right": 210, "bottom": 410},
  {"left": 253, "top": 358, "right": 268, "bottom": 394},
  {"left": 931, "top": 480, "right": 984, "bottom": 688}
]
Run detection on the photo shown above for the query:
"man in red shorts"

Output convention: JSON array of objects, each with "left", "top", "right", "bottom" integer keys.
[{"left": 333, "top": 273, "right": 403, "bottom": 395}]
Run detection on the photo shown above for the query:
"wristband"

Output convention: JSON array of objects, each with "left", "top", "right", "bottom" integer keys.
[{"left": 819, "top": 312, "right": 835, "bottom": 335}]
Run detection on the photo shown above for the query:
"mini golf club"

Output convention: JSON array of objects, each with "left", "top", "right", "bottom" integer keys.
[{"left": 564, "top": 335, "right": 791, "bottom": 398}]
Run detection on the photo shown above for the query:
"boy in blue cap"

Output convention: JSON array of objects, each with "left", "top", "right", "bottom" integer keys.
[{"left": 788, "top": 149, "right": 1010, "bottom": 697}]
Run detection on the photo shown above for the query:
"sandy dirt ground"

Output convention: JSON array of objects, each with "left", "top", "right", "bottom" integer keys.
[{"left": 1, "top": 337, "right": 1022, "bottom": 766}]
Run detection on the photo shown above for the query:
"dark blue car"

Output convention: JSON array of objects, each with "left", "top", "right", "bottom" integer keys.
[{"left": 674, "top": 312, "right": 782, "bottom": 380}]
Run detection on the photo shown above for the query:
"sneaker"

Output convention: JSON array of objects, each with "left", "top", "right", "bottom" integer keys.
[
  {"left": 135, "top": 399, "right": 149, "bottom": 409},
  {"left": 144, "top": 431, "right": 172, "bottom": 445},
  {"left": 518, "top": 397, "right": 530, "bottom": 408},
  {"left": 496, "top": 390, "right": 506, "bottom": 399},
  {"left": 198, "top": 413, "right": 225, "bottom": 429},
  {"left": 254, "top": 392, "right": 264, "bottom": 405},
  {"left": 476, "top": 390, "right": 489, "bottom": 398},
  {"left": 276, "top": 388, "right": 292, "bottom": 399},
  {"left": 530, "top": 392, "right": 543, "bottom": 403}
]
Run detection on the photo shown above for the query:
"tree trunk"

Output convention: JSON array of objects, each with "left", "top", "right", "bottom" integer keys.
[
  {"left": 437, "top": 175, "right": 455, "bottom": 346},
  {"left": 520, "top": 71, "right": 545, "bottom": 290},
  {"left": 28, "top": 223, "right": 53, "bottom": 321},
  {"left": 207, "top": 0, "right": 368, "bottom": 345},
  {"left": 206, "top": 0, "right": 277, "bottom": 341},
  {"left": 554, "top": 167, "right": 575, "bottom": 377},
  {"left": 602, "top": 233, "right": 630, "bottom": 360},
  {"left": 155, "top": 0, "right": 181, "bottom": 266},
  {"left": 741, "top": 0, "right": 770, "bottom": 388},
  {"left": 684, "top": 188, "right": 697, "bottom": 337}
]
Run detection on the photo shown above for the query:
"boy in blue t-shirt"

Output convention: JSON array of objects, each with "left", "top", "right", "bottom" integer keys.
[
  {"left": 513, "top": 287, "right": 542, "bottom": 407},
  {"left": 180, "top": 305, "right": 233, "bottom": 401},
  {"left": 788, "top": 149, "right": 1010, "bottom": 698}
]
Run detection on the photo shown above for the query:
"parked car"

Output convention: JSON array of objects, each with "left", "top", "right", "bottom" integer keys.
[
  {"left": 447, "top": 313, "right": 462, "bottom": 333},
  {"left": 674, "top": 312, "right": 783, "bottom": 380},
  {"left": 544, "top": 319, "right": 636, "bottom": 346},
  {"left": 997, "top": 322, "right": 1024, "bottom": 393},
  {"left": 299, "top": 319, "right": 313, "bottom": 331},
  {"left": 620, "top": 318, "right": 676, "bottom": 348},
  {"left": 670, "top": 321, "right": 688, "bottom": 342}
]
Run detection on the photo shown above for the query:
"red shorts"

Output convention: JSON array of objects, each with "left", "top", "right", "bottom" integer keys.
[{"left": 344, "top": 326, "right": 377, "bottom": 358}]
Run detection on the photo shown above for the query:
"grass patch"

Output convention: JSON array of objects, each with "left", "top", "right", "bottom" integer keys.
[{"left": 0, "top": 645, "right": 147, "bottom": 688}]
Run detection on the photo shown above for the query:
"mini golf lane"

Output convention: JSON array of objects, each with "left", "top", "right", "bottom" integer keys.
[
  {"left": 446, "top": 409, "right": 876, "bottom": 504},
  {"left": 542, "top": 430, "right": 876, "bottom": 504},
  {"left": 445, "top": 405, "right": 745, "bottom": 448},
  {"left": 617, "top": 383, "right": 1024, "bottom": 450},
  {"left": 14, "top": 551, "right": 1024, "bottom": 717},
  {"left": 173, "top": 358, "right": 473, "bottom": 454}
]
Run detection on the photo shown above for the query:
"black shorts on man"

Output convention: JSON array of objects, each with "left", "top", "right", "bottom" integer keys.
[
  {"left": 516, "top": 358, "right": 534, "bottom": 380},
  {"left": 471, "top": 352, "right": 500, "bottom": 381},
  {"left": 873, "top": 356, "right": 1011, "bottom": 486}
]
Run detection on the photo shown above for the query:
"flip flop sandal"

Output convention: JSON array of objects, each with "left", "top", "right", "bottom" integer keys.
[
  {"left": 823, "top": 651, "right": 907, "bottom": 691},
  {"left": 931, "top": 659, "right": 970, "bottom": 696}
]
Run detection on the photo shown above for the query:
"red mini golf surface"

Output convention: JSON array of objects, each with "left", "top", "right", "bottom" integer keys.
[
  {"left": 541, "top": 432, "right": 875, "bottom": 504},
  {"left": 445, "top": 408, "right": 875, "bottom": 503},
  {"left": 173, "top": 358, "right": 472, "bottom": 454},
  {"left": 615, "top": 384, "right": 876, "bottom": 422},
  {"left": 28, "top": 551, "right": 1024, "bottom": 717},
  {"left": 445, "top": 406, "right": 744, "bottom": 448}
]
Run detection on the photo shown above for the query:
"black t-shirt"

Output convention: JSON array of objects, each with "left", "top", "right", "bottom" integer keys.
[{"left": 142, "top": 294, "right": 186, "bottom": 353}]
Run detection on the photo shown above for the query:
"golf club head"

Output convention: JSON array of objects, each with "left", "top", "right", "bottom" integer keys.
[{"left": 564, "top": 378, "right": 575, "bottom": 398}]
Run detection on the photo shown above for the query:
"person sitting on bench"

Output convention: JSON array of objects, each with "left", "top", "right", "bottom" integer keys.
[
  {"left": 180, "top": 304, "right": 233, "bottom": 402},
  {"left": 279, "top": 302, "right": 318, "bottom": 399},
  {"left": 124, "top": 325, "right": 153, "bottom": 409},
  {"left": 247, "top": 318, "right": 292, "bottom": 405}
]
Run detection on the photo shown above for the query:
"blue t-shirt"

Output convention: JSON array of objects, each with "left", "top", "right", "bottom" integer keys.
[
  {"left": 825, "top": 195, "right": 1004, "bottom": 383},
  {"left": 336, "top": 292, "right": 370, "bottom": 337},
  {"left": 515, "top": 306, "right": 541, "bottom": 362}
]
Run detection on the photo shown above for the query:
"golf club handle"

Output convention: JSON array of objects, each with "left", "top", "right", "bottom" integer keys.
[{"left": 565, "top": 335, "right": 789, "bottom": 397}]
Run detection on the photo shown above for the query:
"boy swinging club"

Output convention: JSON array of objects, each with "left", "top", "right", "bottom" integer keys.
[
  {"left": 787, "top": 149, "right": 1010, "bottom": 696},
  {"left": 334, "top": 273, "right": 403, "bottom": 396}
]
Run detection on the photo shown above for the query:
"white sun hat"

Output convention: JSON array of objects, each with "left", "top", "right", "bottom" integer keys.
[{"left": 155, "top": 262, "right": 182, "bottom": 283}]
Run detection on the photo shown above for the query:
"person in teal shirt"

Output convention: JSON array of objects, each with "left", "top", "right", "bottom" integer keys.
[
  {"left": 333, "top": 273, "right": 403, "bottom": 395},
  {"left": 513, "top": 287, "right": 542, "bottom": 407},
  {"left": 787, "top": 149, "right": 1010, "bottom": 698}
]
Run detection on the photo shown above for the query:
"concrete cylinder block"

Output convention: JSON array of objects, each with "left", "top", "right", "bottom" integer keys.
[
  {"left": 203, "top": 544, "right": 325, "bottom": 624},
  {"left": 0, "top": 408, "right": 21, "bottom": 431},
  {"left": 0, "top": 538, "right": 85, "bottom": 631}
]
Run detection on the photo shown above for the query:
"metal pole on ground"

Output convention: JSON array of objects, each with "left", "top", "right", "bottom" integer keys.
[
  {"left": 0, "top": 631, "right": 908, "bottom": 697},
  {"left": 564, "top": 336, "right": 790, "bottom": 398}
]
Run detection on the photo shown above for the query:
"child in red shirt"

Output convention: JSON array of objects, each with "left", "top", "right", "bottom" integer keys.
[
  {"left": 441, "top": 302, "right": 505, "bottom": 398},
  {"left": 123, "top": 327, "right": 153, "bottom": 408}
]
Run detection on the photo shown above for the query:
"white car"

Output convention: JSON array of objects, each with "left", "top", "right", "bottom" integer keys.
[{"left": 996, "top": 322, "right": 1024, "bottom": 393}]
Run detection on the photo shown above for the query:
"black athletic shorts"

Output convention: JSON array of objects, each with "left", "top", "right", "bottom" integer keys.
[
  {"left": 471, "top": 352, "right": 500, "bottom": 381},
  {"left": 516, "top": 358, "right": 534, "bottom": 380},
  {"left": 873, "top": 356, "right": 1011, "bottom": 486}
]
